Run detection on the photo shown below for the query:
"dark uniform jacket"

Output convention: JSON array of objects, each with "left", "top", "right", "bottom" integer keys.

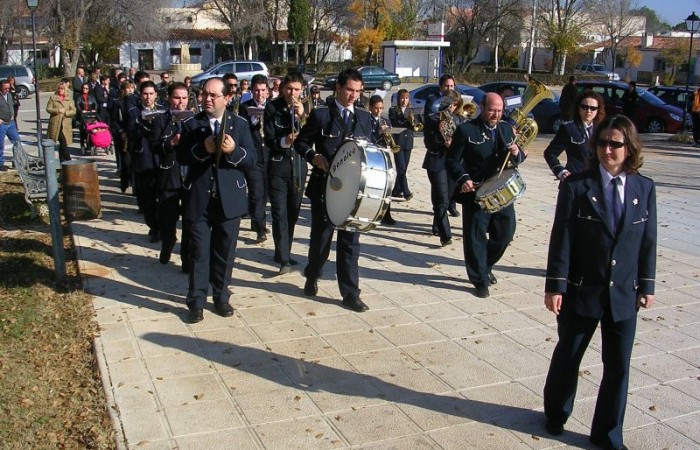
[
  {"left": 422, "top": 93, "right": 449, "bottom": 171},
  {"left": 543, "top": 120, "right": 593, "bottom": 177},
  {"left": 446, "top": 116, "right": 526, "bottom": 202},
  {"left": 148, "top": 111, "right": 185, "bottom": 191},
  {"left": 294, "top": 102, "right": 373, "bottom": 200},
  {"left": 544, "top": 169, "right": 656, "bottom": 323},
  {"left": 177, "top": 111, "right": 257, "bottom": 221},
  {"left": 239, "top": 98, "right": 269, "bottom": 165},
  {"left": 388, "top": 105, "right": 414, "bottom": 150},
  {"left": 126, "top": 103, "right": 166, "bottom": 173},
  {"left": 264, "top": 96, "right": 302, "bottom": 179}
]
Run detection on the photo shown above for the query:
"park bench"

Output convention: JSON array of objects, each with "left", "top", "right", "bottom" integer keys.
[{"left": 12, "top": 141, "right": 49, "bottom": 218}]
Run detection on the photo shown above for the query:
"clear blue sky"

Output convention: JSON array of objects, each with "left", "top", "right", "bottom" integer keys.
[{"left": 637, "top": 0, "right": 700, "bottom": 26}]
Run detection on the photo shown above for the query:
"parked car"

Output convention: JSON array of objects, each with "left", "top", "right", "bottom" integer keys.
[
  {"left": 478, "top": 81, "right": 563, "bottom": 133},
  {"left": 323, "top": 66, "right": 401, "bottom": 91},
  {"left": 190, "top": 61, "right": 269, "bottom": 87},
  {"left": 576, "top": 80, "right": 691, "bottom": 133},
  {"left": 389, "top": 83, "right": 486, "bottom": 113},
  {"left": 646, "top": 85, "right": 693, "bottom": 113},
  {"left": 574, "top": 63, "right": 621, "bottom": 81},
  {"left": 0, "top": 65, "right": 36, "bottom": 98}
]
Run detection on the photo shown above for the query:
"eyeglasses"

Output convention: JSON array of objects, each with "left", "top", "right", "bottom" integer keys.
[
  {"left": 596, "top": 139, "right": 625, "bottom": 149},
  {"left": 202, "top": 93, "right": 225, "bottom": 100},
  {"left": 580, "top": 104, "right": 599, "bottom": 112}
]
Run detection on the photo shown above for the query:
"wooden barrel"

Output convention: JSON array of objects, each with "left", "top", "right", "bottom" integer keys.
[{"left": 61, "top": 159, "right": 101, "bottom": 220}]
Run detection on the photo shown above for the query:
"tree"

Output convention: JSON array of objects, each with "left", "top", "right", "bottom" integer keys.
[
  {"left": 659, "top": 40, "right": 690, "bottom": 85},
  {"left": 630, "top": 6, "right": 671, "bottom": 35},
  {"left": 539, "top": 0, "right": 592, "bottom": 75},
  {"left": 200, "top": 0, "right": 267, "bottom": 60},
  {"left": 439, "top": 0, "right": 523, "bottom": 73},
  {"left": 591, "top": 0, "right": 639, "bottom": 71},
  {"left": 288, "top": 0, "right": 312, "bottom": 65},
  {"left": 347, "top": 0, "right": 402, "bottom": 64}
]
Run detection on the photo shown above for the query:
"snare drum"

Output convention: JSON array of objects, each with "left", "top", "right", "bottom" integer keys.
[
  {"left": 325, "top": 139, "right": 396, "bottom": 232},
  {"left": 475, "top": 168, "right": 526, "bottom": 213}
]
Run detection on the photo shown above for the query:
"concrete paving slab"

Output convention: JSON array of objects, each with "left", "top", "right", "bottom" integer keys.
[{"left": 47, "top": 120, "right": 700, "bottom": 449}]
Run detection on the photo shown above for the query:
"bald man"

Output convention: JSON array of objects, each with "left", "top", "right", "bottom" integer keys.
[{"left": 446, "top": 93, "right": 527, "bottom": 298}]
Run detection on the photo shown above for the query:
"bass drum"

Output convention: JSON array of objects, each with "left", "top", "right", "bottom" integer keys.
[
  {"left": 475, "top": 168, "right": 526, "bottom": 213},
  {"left": 325, "top": 139, "right": 396, "bottom": 232}
]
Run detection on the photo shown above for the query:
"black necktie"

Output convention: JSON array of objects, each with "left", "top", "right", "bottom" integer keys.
[
  {"left": 343, "top": 108, "right": 351, "bottom": 126},
  {"left": 214, "top": 120, "right": 220, "bottom": 136},
  {"left": 612, "top": 177, "right": 623, "bottom": 231}
]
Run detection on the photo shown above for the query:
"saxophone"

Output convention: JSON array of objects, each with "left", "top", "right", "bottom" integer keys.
[
  {"left": 405, "top": 107, "right": 424, "bottom": 131},
  {"left": 379, "top": 118, "right": 401, "bottom": 153}
]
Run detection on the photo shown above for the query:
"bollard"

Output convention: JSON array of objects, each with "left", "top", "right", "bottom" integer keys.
[{"left": 41, "top": 139, "right": 66, "bottom": 279}]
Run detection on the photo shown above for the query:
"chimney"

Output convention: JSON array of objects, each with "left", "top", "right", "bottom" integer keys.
[{"left": 641, "top": 33, "right": 653, "bottom": 48}]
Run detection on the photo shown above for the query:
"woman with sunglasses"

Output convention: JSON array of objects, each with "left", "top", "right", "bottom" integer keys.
[
  {"left": 542, "top": 114, "right": 656, "bottom": 450},
  {"left": 544, "top": 89, "right": 605, "bottom": 180}
]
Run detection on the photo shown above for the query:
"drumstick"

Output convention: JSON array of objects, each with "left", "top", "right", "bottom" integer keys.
[{"left": 495, "top": 125, "right": 511, "bottom": 179}]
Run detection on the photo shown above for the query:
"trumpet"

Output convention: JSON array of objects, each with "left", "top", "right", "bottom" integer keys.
[
  {"left": 289, "top": 96, "right": 306, "bottom": 130},
  {"left": 405, "top": 107, "right": 424, "bottom": 132},
  {"left": 379, "top": 118, "right": 401, "bottom": 153}
]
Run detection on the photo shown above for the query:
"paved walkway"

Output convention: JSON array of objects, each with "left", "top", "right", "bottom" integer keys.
[{"left": 68, "top": 134, "right": 700, "bottom": 449}]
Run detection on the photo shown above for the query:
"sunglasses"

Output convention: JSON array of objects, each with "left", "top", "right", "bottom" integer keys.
[
  {"left": 580, "top": 104, "right": 599, "bottom": 112},
  {"left": 596, "top": 139, "right": 625, "bottom": 149}
]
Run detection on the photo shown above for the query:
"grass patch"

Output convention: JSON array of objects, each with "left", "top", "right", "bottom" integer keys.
[{"left": 0, "top": 170, "right": 115, "bottom": 449}]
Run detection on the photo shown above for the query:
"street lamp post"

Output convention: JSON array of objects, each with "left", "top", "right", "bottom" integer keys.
[
  {"left": 683, "top": 12, "right": 700, "bottom": 135},
  {"left": 127, "top": 21, "right": 133, "bottom": 70},
  {"left": 27, "top": 0, "right": 65, "bottom": 278}
]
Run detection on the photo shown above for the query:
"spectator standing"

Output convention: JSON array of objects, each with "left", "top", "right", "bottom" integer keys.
[
  {"left": 559, "top": 76, "right": 578, "bottom": 121},
  {"left": 0, "top": 79, "right": 21, "bottom": 171}
]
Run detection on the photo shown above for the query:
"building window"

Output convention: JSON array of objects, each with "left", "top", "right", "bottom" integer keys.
[
  {"left": 653, "top": 58, "right": 666, "bottom": 72},
  {"left": 170, "top": 48, "right": 181, "bottom": 56},
  {"left": 190, "top": 48, "right": 202, "bottom": 56},
  {"left": 187, "top": 16, "right": 193, "bottom": 23}
]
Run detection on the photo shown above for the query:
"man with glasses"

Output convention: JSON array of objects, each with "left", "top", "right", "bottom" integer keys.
[
  {"left": 222, "top": 73, "right": 239, "bottom": 113},
  {"left": 446, "top": 93, "right": 526, "bottom": 298},
  {"left": 157, "top": 72, "right": 171, "bottom": 103},
  {"left": 177, "top": 78, "right": 256, "bottom": 323}
]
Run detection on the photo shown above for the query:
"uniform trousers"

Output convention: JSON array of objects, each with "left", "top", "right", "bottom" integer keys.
[
  {"left": 157, "top": 188, "right": 181, "bottom": 252},
  {"left": 427, "top": 169, "right": 452, "bottom": 240},
  {"left": 185, "top": 198, "right": 240, "bottom": 308},
  {"left": 304, "top": 196, "right": 360, "bottom": 300},
  {"left": 269, "top": 174, "right": 302, "bottom": 264},
  {"left": 544, "top": 301, "right": 636, "bottom": 449},
  {"left": 391, "top": 148, "right": 412, "bottom": 198},
  {"left": 461, "top": 201, "right": 515, "bottom": 288},
  {"left": 245, "top": 162, "right": 267, "bottom": 234},
  {"left": 133, "top": 169, "right": 158, "bottom": 234}
]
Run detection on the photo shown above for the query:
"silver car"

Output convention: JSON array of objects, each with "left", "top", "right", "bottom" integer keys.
[
  {"left": 0, "top": 65, "right": 36, "bottom": 98},
  {"left": 574, "top": 63, "right": 620, "bottom": 81},
  {"left": 191, "top": 61, "right": 269, "bottom": 87}
]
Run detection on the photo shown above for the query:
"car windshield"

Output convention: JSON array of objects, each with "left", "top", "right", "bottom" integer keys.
[
  {"left": 638, "top": 89, "right": 665, "bottom": 106},
  {"left": 592, "top": 65, "right": 608, "bottom": 72}
]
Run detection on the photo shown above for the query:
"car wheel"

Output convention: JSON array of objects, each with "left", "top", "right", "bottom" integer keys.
[
  {"left": 381, "top": 80, "right": 393, "bottom": 91},
  {"left": 16, "top": 85, "right": 29, "bottom": 99},
  {"left": 647, "top": 118, "right": 665, "bottom": 133},
  {"left": 550, "top": 115, "right": 564, "bottom": 134}
]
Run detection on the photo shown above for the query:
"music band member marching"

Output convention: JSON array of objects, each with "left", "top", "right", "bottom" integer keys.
[
  {"left": 264, "top": 72, "right": 308, "bottom": 275},
  {"left": 294, "top": 68, "right": 373, "bottom": 312},
  {"left": 176, "top": 78, "right": 257, "bottom": 323},
  {"left": 446, "top": 93, "right": 526, "bottom": 298}
]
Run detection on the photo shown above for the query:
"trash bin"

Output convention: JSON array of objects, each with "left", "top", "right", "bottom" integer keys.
[{"left": 61, "top": 159, "right": 101, "bottom": 220}]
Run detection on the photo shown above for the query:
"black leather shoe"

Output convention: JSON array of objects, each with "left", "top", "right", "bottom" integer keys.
[
  {"left": 475, "top": 287, "right": 490, "bottom": 298},
  {"left": 590, "top": 437, "right": 627, "bottom": 450},
  {"left": 545, "top": 420, "right": 564, "bottom": 436},
  {"left": 304, "top": 278, "right": 318, "bottom": 296},
  {"left": 255, "top": 233, "right": 267, "bottom": 244},
  {"left": 448, "top": 206, "right": 460, "bottom": 217},
  {"left": 214, "top": 303, "right": 234, "bottom": 317},
  {"left": 278, "top": 263, "right": 292, "bottom": 275},
  {"left": 187, "top": 308, "right": 204, "bottom": 323},
  {"left": 289, "top": 259, "right": 299, "bottom": 266},
  {"left": 159, "top": 247, "right": 172, "bottom": 264},
  {"left": 440, "top": 238, "right": 452, "bottom": 247},
  {"left": 431, "top": 227, "right": 439, "bottom": 236},
  {"left": 342, "top": 296, "right": 369, "bottom": 312},
  {"left": 488, "top": 272, "right": 497, "bottom": 285},
  {"left": 404, "top": 193, "right": 413, "bottom": 201}
]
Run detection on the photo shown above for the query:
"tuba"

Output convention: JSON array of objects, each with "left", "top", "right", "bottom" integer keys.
[{"left": 509, "top": 75, "right": 554, "bottom": 148}]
